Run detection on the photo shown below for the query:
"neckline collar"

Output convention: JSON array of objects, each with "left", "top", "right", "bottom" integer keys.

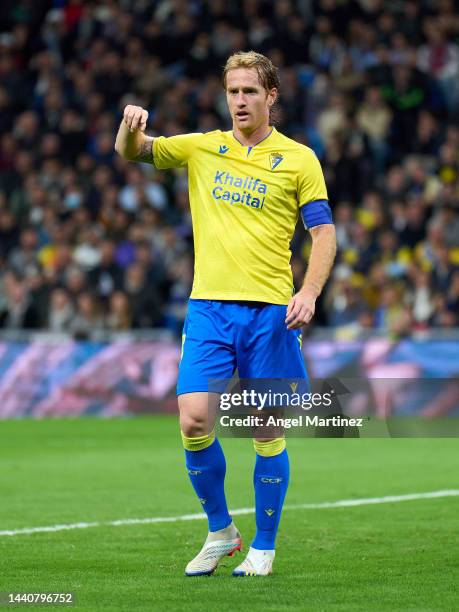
[{"left": 231, "top": 126, "right": 275, "bottom": 149}]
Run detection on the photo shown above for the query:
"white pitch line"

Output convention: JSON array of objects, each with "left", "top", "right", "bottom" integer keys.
[{"left": 1, "top": 490, "right": 458, "bottom": 537}]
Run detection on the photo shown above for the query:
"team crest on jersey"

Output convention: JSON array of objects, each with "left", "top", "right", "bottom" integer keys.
[{"left": 269, "top": 152, "right": 283, "bottom": 170}]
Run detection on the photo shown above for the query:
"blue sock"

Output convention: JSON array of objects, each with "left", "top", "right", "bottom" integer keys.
[
  {"left": 252, "top": 448, "right": 290, "bottom": 550},
  {"left": 185, "top": 438, "right": 232, "bottom": 532}
]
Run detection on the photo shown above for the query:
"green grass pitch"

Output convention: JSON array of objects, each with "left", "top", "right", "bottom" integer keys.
[{"left": 0, "top": 417, "right": 458, "bottom": 611}]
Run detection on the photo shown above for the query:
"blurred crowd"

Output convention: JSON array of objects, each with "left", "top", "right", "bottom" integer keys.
[{"left": 0, "top": 0, "right": 458, "bottom": 338}]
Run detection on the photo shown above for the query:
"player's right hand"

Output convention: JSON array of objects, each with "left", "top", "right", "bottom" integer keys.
[{"left": 123, "top": 105, "right": 148, "bottom": 132}]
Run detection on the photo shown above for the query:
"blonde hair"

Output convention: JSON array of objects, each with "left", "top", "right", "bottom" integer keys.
[{"left": 222, "top": 51, "right": 280, "bottom": 92}]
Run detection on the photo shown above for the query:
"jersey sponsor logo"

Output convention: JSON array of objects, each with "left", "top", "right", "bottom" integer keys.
[
  {"left": 212, "top": 170, "right": 267, "bottom": 210},
  {"left": 219, "top": 145, "right": 229, "bottom": 154},
  {"left": 269, "top": 152, "right": 284, "bottom": 170},
  {"left": 188, "top": 468, "right": 202, "bottom": 475},
  {"left": 261, "top": 477, "right": 283, "bottom": 484}
]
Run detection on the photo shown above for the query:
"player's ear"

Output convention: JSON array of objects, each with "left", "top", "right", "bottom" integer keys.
[{"left": 267, "top": 88, "right": 277, "bottom": 107}]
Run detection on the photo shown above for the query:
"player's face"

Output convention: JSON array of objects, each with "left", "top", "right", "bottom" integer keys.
[{"left": 226, "top": 68, "right": 276, "bottom": 133}]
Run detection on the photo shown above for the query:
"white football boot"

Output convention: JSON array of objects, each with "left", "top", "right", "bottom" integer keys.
[
  {"left": 232, "top": 546, "right": 275, "bottom": 576},
  {"left": 185, "top": 522, "right": 242, "bottom": 576}
]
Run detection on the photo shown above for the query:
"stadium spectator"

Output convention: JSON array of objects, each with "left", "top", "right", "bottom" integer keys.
[
  {"left": 88, "top": 238, "right": 123, "bottom": 300},
  {"left": 106, "top": 290, "right": 132, "bottom": 331},
  {"left": 123, "top": 262, "right": 162, "bottom": 328},
  {"left": 324, "top": 268, "right": 365, "bottom": 328},
  {"left": 0, "top": 269, "right": 40, "bottom": 329},
  {"left": 69, "top": 291, "right": 104, "bottom": 339},
  {"left": 7, "top": 226, "right": 39, "bottom": 276},
  {"left": 47, "top": 286, "right": 75, "bottom": 332},
  {"left": 64, "top": 265, "right": 86, "bottom": 302}
]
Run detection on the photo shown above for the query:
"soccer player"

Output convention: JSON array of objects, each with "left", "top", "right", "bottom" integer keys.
[{"left": 115, "top": 51, "right": 336, "bottom": 576}]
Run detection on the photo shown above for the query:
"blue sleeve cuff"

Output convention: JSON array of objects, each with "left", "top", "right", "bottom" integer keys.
[{"left": 300, "top": 199, "right": 333, "bottom": 229}]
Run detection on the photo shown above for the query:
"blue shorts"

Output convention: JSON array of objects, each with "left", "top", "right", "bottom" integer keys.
[{"left": 177, "top": 299, "right": 308, "bottom": 395}]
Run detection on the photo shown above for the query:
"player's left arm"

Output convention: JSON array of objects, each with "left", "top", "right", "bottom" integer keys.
[{"left": 285, "top": 204, "right": 337, "bottom": 330}]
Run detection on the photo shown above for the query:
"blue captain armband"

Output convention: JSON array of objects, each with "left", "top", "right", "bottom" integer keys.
[{"left": 300, "top": 199, "right": 333, "bottom": 229}]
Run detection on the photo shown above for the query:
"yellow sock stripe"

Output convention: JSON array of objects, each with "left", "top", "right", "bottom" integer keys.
[
  {"left": 181, "top": 430, "right": 215, "bottom": 451},
  {"left": 253, "top": 437, "right": 286, "bottom": 457}
]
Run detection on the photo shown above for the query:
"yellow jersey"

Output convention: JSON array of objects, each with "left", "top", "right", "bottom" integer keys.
[{"left": 153, "top": 127, "right": 328, "bottom": 304}]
